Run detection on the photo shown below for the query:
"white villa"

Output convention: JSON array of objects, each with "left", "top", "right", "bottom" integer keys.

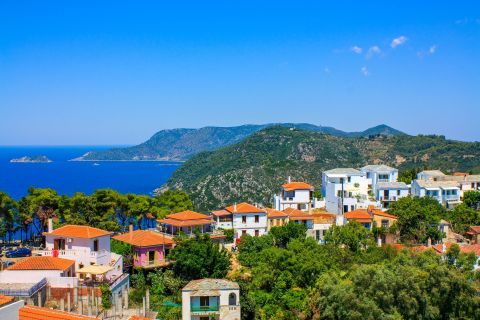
[
  {"left": 322, "top": 168, "right": 377, "bottom": 214},
  {"left": 273, "top": 180, "right": 323, "bottom": 211},
  {"left": 40, "top": 222, "right": 123, "bottom": 280},
  {"left": 411, "top": 179, "right": 461, "bottom": 208},
  {"left": 225, "top": 202, "right": 267, "bottom": 239},
  {"left": 417, "top": 170, "right": 446, "bottom": 181},
  {"left": 182, "top": 278, "right": 240, "bottom": 320},
  {"left": 360, "top": 165, "right": 399, "bottom": 195},
  {"left": 376, "top": 182, "right": 410, "bottom": 208},
  {"left": 433, "top": 173, "right": 480, "bottom": 198}
]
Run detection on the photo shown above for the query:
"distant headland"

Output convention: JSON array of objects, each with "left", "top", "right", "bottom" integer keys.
[{"left": 10, "top": 155, "right": 53, "bottom": 163}]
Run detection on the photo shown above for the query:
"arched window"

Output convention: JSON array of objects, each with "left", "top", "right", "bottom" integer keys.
[{"left": 229, "top": 292, "right": 236, "bottom": 306}]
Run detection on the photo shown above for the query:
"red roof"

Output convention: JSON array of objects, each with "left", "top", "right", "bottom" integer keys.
[
  {"left": 157, "top": 210, "right": 213, "bottom": 227},
  {"left": 460, "top": 244, "right": 480, "bottom": 256},
  {"left": 282, "top": 182, "right": 314, "bottom": 191},
  {"left": 19, "top": 305, "right": 96, "bottom": 320},
  {"left": 371, "top": 209, "right": 397, "bottom": 219},
  {"left": 8, "top": 256, "right": 74, "bottom": 271},
  {"left": 44, "top": 225, "right": 112, "bottom": 239},
  {"left": 344, "top": 209, "right": 372, "bottom": 221},
  {"left": 265, "top": 208, "right": 289, "bottom": 218},
  {"left": 212, "top": 209, "right": 232, "bottom": 217},
  {"left": 469, "top": 226, "right": 480, "bottom": 234},
  {"left": 113, "top": 230, "right": 175, "bottom": 247},
  {"left": 0, "top": 295, "right": 13, "bottom": 307},
  {"left": 165, "top": 210, "right": 210, "bottom": 220},
  {"left": 282, "top": 207, "right": 313, "bottom": 220},
  {"left": 225, "top": 202, "right": 265, "bottom": 214}
]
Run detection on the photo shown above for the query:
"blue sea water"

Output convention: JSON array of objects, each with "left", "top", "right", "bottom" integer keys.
[{"left": 0, "top": 146, "right": 181, "bottom": 199}]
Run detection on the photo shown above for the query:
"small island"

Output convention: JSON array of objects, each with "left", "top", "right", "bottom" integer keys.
[{"left": 10, "top": 155, "right": 53, "bottom": 163}]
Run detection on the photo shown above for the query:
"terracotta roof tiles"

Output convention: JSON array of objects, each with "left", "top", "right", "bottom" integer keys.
[
  {"left": 282, "top": 182, "right": 314, "bottom": 191},
  {"left": 225, "top": 202, "right": 265, "bottom": 214},
  {"left": 113, "top": 230, "right": 175, "bottom": 247},
  {"left": 7, "top": 256, "right": 74, "bottom": 271},
  {"left": 19, "top": 305, "right": 96, "bottom": 320},
  {"left": 44, "top": 225, "right": 112, "bottom": 239},
  {"left": 0, "top": 294, "right": 13, "bottom": 306},
  {"left": 265, "top": 208, "right": 289, "bottom": 218}
]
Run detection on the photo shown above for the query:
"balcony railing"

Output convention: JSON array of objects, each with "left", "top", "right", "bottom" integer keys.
[
  {"left": 191, "top": 305, "right": 220, "bottom": 313},
  {"left": 380, "top": 196, "right": 397, "bottom": 201}
]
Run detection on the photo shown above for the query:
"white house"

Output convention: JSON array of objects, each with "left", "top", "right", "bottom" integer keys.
[
  {"left": 433, "top": 173, "right": 480, "bottom": 198},
  {"left": 376, "top": 182, "right": 410, "bottom": 208},
  {"left": 411, "top": 179, "right": 461, "bottom": 208},
  {"left": 226, "top": 202, "right": 267, "bottom": 239},
  {"left": 417, "top": 170, "right": 445, "bottom": 181},
  {"left": 212, "top": 209, "right": 233, "bottom": 230},
  {"left": 40, "top": 222, "right": 123, "bottom": 280},
  {"left": 360, "top": 165, "right": 399, "bottom": 195},
  {"left": 322, "top": 168, "right": 376, "bottom": 214},
  {"left": 273, "top": 180, "right": 323, "bottom": 211},
  {"left": 182, "top": 278, "right": 240, "bottom": 320}
]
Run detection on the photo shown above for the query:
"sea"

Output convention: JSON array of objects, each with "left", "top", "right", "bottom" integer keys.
[{"left": 0, "top": 146, "right": 181, "bottom": 200}]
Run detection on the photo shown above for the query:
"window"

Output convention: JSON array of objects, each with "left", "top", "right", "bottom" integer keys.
[
  {"left": 381, "top": 220, "right": 389, "bottom": 228},
  {"left": 347, "top": 177, "right": 351, "bottom": 183},
  {"left": 93, "top": 239, "right": 99, "bottom": 252},
  {"left": 242, "top": 216, "right": 247, "bottom": 223},
  {"left": 242, "top": 230, "right": 247, "bottom": 235},
  {"left": 255, "top": 230, "right": 259, "bottom": 237},
  {"left": 229, "top": 293, "right": 237, "bottom": 306},
  {"left": 254, "top": 215, "right": 259, "bottom": 223},
  {"left": 200, "top": 296, "right": 209, "bottom": 307},
  {"left": 397, "top": 190, "right": 401, "bottom": 196}
]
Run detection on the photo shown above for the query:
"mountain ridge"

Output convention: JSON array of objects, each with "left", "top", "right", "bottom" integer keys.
[{"left": 74, "top": 123, "right": 405, "bottom": 161}]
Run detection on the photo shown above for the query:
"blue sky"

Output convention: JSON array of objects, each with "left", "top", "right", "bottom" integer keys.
[{"left": 1, "top": 1, "right": 479, "bottom": 145}]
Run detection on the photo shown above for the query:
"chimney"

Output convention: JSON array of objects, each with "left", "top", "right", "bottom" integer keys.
[
  {"left": 234, "top": 202, "right": 237, "bottom": 213},
  {"left": 129, "top": 224, "right": 133, "bottom": 234},
  {"left": 427, "top": 237, "right": 432, "bottom": 247},
  {"left": 48, "top": 218, "right": 53, "bottom": 233},
  {"left": 288, "top": 176, "right": 291, "bottom": 183}
]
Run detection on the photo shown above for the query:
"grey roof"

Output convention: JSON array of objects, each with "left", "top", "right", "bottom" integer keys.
[
  {"left": 361, "top": 164, "right": 397, "bottom": 172},
  {"left": 415, "top": 180, "right": 460, "bottom": 189},
  {"left": 377, "top": 182, "right": 409, "bottom": 189},
  {"left": 183, "top": 278, "right": 239, "bottom": 296},
  {"left": 323, "top": 168, "right": 362, "bottom": 175},
  {"left": 419, "top": 170, "right": 445, "bottom": 177},
  {"left": 435, "top": 175, "right": 480, "bottom": 183}
]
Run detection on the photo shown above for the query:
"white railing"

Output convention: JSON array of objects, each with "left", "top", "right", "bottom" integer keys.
[{"left": 39, "top": 249, "right": 110, "bottom": 265}]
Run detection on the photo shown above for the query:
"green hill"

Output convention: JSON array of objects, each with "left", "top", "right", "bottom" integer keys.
[
  {"left": 74, "top": 123, "right": 404, "bottom": 161},
  {"left": 164, "top": 126, "right": 480, "bottom": 211}
]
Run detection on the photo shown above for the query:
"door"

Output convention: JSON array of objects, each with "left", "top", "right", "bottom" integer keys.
[
  {"left": 54, "top": 239, "right": 65, "bottom": 250},
  {"left": 93, "top": 239, "right": 99, "bottom": 252},
  {"left": 383, "top": 190, "right": 388, "bottom": 199},
  {"left": 148, "top": 251, "right": 155, "bottom": 265}
]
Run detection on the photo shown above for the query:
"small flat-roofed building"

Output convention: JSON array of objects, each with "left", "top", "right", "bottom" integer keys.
[
  {"left": 182, "top": 278, "right": 240, "bottom": 320},
  {"left": 433, "top": 173, "right": 480, "bottom": 199},
  {"left": 417, "top": 170, "right": 445, "bottom": 181},
  {"left": 112, "top": 227, "right": 175, "bottom": 268},
  {"left": 265, "top": 208, "right": 289, "bottom": 230},
  {"left": 411, "top": 179, "right": 461, "bottom": 208}
]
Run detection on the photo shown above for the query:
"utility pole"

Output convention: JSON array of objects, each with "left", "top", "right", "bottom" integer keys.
[{"left": 340, "top": 177, "right": 345, "bottom": 215}]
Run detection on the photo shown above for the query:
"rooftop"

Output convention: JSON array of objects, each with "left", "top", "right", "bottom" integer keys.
[
  {"left": 0, "top": 294, "right": 13, "bottom": 307},
  {"left": 183, "top": 278, "right": 239, "bottom": 296},
  {"left": 225, "top": 202, "right": 265, "bottom": 214},
  {"left": 113, "top": 230, "right": 175, "bottom": 247},
  {"left": 211, "top": 209, "right": 231, "bottom": 217},
  {"left": 7, "top": 256, "right": 74, "bottom": 271},
  {"left": 415, "top": 180, "right": 460, "bottom": 189},
  {"left": 282, "top": 181, "right": 314, "bottom": 191},
  {"left": 44, "top": 225, "right": 112, "bottom": 239},
  {"left": 377, "top": 181, "right": 409, "bottom": 189},
  {"left": 282, "top": 207, "right": 313, "bottom": 220},
  {"left": 435, "top": 174, "right": 480, "bottom": 182},
  {"left": 19, "top": 305, "right": 97, "bottom": 320},
  {"left": 323, "top": 168, "right": 362, "bottom": 175},
  {"left": 361, "top": 164, "right": 397, "bottom": 172},
  {"left": 344, "top": 209, "right": 372, "bottom": 222},
  {"left": 265, "top": 208, "right": 289, "bottom": 218},
  {"left": 165, "top": 210, "right": 211, "bottom": 220},
  {"left": 158, "top": 210, "right": 213, "bottom": 227},
  {"left": 419, "top": 170, "right": 445, "bottom": 177}
]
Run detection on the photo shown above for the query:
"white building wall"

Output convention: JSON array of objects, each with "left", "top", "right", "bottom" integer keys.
[
  {"left": 232, "top": 213, "right": 267, "bottom": 238},
  {"left": 0, "top": 300, "right": 24, "bottom": 320},
  {"left": 323, "top": 173, "right": 370, "bottom": 214},
  {"left": 0, "top": 270, "right": 63, "bottom": 284}
]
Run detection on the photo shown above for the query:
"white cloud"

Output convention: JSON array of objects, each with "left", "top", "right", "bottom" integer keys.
[
  {"left": 417, "top": 45, "right": 438, "bottom": 58},
  {"left": 361, "top": 66, "right": 369, "bottom": 76},
  {"left": 429, "top": 45, "right": 437, "bottom": 54},
  {"left": 391, "top": 36, "right": 408, "bottom": 48},
  {"left": 366, "top": 46, "right": 381, "bottom": 59},
  {"left": 350, "top": 46, "right": 363, "bottom": 54}
]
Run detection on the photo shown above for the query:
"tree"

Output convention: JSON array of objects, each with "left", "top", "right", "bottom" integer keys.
[
  {"left": 0, "top": 192, "right": 17, "bottom": 242},
  {"left": 463, "top": 190, "right": 480, "bottom": 210},
  {"left": 269, "top": 221, "right": 307, "bottom": 248},
  {"left": 324, "top": 221, "right": 373, "bottom": 252},
  {"left": 388, "top": 196, "right": 447, "bottom": 243},
  {"left": 154, "top": 190, "right": 193, "bottom": 218},
  {"left": 446, "top": 204, "right": 480, "bottom": 234},
  {"left": 19, "top": 188, "right": 60, "bottom": 235},
  {"left": 168, "top": 233, "right": 231, "bottom": 281}
]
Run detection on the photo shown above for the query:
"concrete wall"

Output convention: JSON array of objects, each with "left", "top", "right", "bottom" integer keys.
[
  {"left": 232, "top": 213, "right": 267, "bottom": 238},
  {"left": 0, "top": 300, "right": 24, "bottom": 320}
]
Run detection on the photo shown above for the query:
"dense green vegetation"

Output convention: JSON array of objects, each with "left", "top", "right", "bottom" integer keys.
[
  {"left": 166, "top": 126, "right": 480, "bottom": 211},
  {"left": 0, "top": 188, "right": 193, "bottom": 241},
  {"left": 234, "top": 225, "right": 480, "bottom": 320},
  {"left": 78, "top": 124, "right": 404, "bottom": 161}
]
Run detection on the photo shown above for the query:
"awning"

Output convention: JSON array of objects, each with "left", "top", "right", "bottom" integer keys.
[{"left": 77, "top": 265, "right": 113, "bottom": 275}]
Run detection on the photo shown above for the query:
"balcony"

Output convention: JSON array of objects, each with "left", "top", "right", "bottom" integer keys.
[
  {"left": 380, "top": 196, "right": 397, "bottom": 202},
  {"left": 191, "top": 305, "right": 220, "bottom": 313},
  {"left": 38, "top": 249, "right": 110, "bottom": 265}
]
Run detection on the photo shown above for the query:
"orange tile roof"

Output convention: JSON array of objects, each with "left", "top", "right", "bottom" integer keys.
[
  {"left": 0, "top": 294, "right": 13, "bottom": 306},
  {"left": 158, "top": 218, "right": 213, "bottom": 227},
  {"left": 19, "top": 305, "right": 96, "bottom": 320},
  {"left": 311, "top": 213, "right": 336, "bottom": 224},
  {"left": 212, "top": 209, "right": 232, "bottom": 217},
  {"left": 344, "top": 209, "right": 372, "bottom": 221},
  {"left": 469, "top": 226, "right": 480, "bottom": 234},
  {"left": 165, "top": 210, "right": 211, "bottom": 220},
  {"left": 282, "top": 181, "right": 314, "bottom": 191},
  {"left": 113, "top": 230, "right": 175, "bottom": 247},
  {"left": 44, "top": 225, "right": 112, "bottom": 239},
  {"left": 129, "top": 317, "right": 151, "bottom": 320},
  {"left": 265, "top": 208, "right": 289, "bottom": 218},
  {"left": 225, "top": 202, "right": 265, "bottom": 214},
  {"left": 282, "top": 208, "right": 314, "bottom": 220},
  {"left": 7, "top": 256, "right": 75, "bottom": 271},
  {"left": 460, "top": 244, "right": 480, "bottom": 256},
  {"left": 371, "top": 209, "right": 397, "bottom": 219}
]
